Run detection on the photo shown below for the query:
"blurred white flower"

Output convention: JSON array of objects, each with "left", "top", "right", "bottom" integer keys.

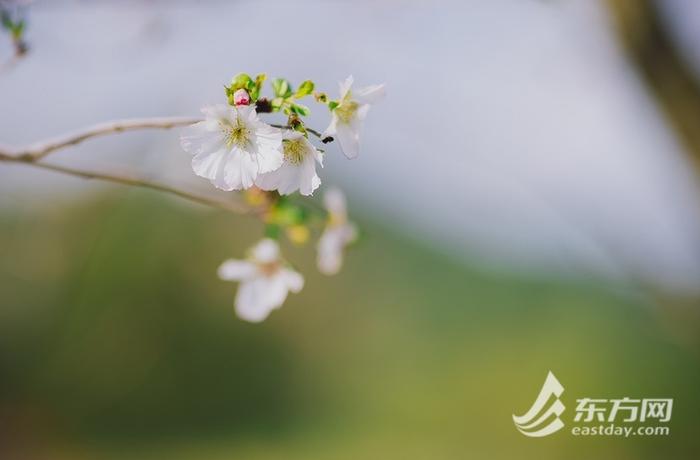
[
  {"left": 218, "top": 239, "right": 304, "bottom": 323},
  {"left": 255, "top": 132, "right": 323, "bottom": 196},
  {"left": 323, "top": 76, "right": 385, "bottom": 159},
  {"left": 317, "top": 188, "right": 357, "bottom": 275},
  {"left": 180, "top": 105, "right": 284, "bottom": 191}
]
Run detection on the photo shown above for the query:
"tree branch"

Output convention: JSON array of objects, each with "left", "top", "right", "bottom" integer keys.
[
  {"left": 10, "top": 116, "right": 202, "bottom": 161},
  {"left": 605, "top": 0, "right": 700, "bottom": 173},
  {"left": 0, "top": 116, "right": 332, "bottom": 163},
  {"left": 0, "top": 115, "right": 329, "bottom": 216},
  {"left": 0, "top": 155, "right": 255, "bottom": 215}
]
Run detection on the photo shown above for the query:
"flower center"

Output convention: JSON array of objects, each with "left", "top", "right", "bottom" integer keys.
[
  {"left": 256, "top": 261, "right": 280, "bottom": 277},
  {"left": 335, "top": 100, "right": 359, "bottom": 124},
  {"left": 328, "top": 212, "right": 346, "bottom": 228},
  {"left": 283, "top": 138, "right": 308, "bottom": 165},
  {"left": 221, "top": 116, "right": 251, "bottom": 149}
]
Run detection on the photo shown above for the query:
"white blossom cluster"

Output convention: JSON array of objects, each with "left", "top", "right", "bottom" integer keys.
[{"left": 180, "top": 75, "right": 384, "bottom": 322}]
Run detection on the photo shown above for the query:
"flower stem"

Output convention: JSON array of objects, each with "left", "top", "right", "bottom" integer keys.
[{"left": 269, "top": 124, "right": 333, "bottom": 143}]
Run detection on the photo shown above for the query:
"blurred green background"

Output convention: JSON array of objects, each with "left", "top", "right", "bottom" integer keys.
[{"left": 1, "top": 190, "right": 698, "bottom": 459}]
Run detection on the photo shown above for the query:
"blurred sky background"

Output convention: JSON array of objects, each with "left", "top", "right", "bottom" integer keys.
[
  {"left": 1, "top": 0, "right": 700, "bottom": 292},
  {"left": 1, "top": 1, "right": 700, "bottom": 459}
]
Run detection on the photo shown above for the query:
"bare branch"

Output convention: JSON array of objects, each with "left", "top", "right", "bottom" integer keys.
[
  {"left": 13, "top": 116, "right": 202, "bottom": 161},
  {"left": 0, "top": 156, "right": 255, "bottom": 215}
]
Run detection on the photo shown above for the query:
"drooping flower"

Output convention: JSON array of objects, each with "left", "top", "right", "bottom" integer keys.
[
  {"left": 317, "top": 188, "right": 357, "bottom": 275},
  {"left": 218, "top": 238, "right": 304, "bottom": 322},
  {"left": 180, "top": 104, "right": 284, "bottom": 191},
  {"left": 323, "top": 76, "right": 385, "bottom": 159},
  {"left": 255, "top": 131, "right": 323, "bottom": 196}
]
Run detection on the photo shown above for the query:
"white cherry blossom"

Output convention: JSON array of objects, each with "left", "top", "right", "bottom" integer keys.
[
  {"left": 180, "top": 104, "right": 284, "bottom": 191},
  {"left": 323, "top": 76, "right": 385, "bottom": 159},
  {"left": 218, "top": 239, "right": 304, "bottom": 322},
  {"left": 317, "top": 188, "right": 357, "bottom": 275},
  {"left": 255, "top": 131, "right": 323, "bottom": 196}
]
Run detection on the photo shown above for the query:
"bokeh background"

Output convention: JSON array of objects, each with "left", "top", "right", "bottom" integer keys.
[{"left": 1, "top": 0, "right": 699, "bottom": 459}]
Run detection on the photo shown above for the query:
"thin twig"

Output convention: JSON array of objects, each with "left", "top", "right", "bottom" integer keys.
[
  {"left": 0, "top": 117, "right": 330, "bottom": 162},
  {"left": 269, "top": 124, "right": 333, "bottom": 143},
  {"left": 16, "top": 117, "right": 202, "bottom": 161},
  {"left": 0, "top": 156, "right": 255, "bottom": 215}
]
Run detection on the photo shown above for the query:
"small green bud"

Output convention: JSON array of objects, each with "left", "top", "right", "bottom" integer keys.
[
  {"left": 288, "top": 116, "right": 307, "bottom": 135},
  {"left": 272, "top": 78, "right": 293, "bottom": 98},
  {"left": 294, "top": 80, "right": 315, "bottom": 98},
  {"left": 314, "top": 92, "right": 328, "bottom": 103},
  {"left": 328, "top": 101, "right": 339, "bottom": 111}
]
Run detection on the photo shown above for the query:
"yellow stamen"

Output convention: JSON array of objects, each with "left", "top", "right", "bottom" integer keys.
[
  {"left": 283, "top": 138, "right": 308, "bottom": 165},
  {"left": 335, "top": 100, "right": 359, "bottom": 124},
  {"left": 221, "top": 116, "right": 251, "bottom": 149}
]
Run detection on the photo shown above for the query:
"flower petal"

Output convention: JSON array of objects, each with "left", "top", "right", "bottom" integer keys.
[
  {"left": 317, "top": 228, "right": 345, "bottom": 275},
  {"left": 255, "top": 162, "right": 295, "bottom": 195},
  {"left": 354, "top": 84, "right": 386, "bottom": 105},
  {"left": 218, "top": 259, "right": 256, "bottom": 281},
  {"left": 356, "top": 104, "right": 371, "bottom": 122},
  {"left": 222, "top": 147, "right": 258, "bottom": 190},
  {"left": 282, "top": 268, "right": 304, "bottom": 293},
  {"left": 255, "top": 137, "right": 321, "bottom": 196},
  {"left": 323, "top": 114, "right": 339, "bottom": 138},
  {"left": 255, "top": 138, "right": 284, "bottom": 174},
  {"left": 202, "top": 104, "right": 234, "bottom": 120},
  {"left": 180, "top": 122, "right": 224, "bottom": 156},
  {"left": 317, "top": 224, "right": 356, "bottom": 275},
  {"left": 339, "top": 75, "right": 354, "bottom": 100},
  {"left": 324, "top": 187, "right": 347, "bottom": 216},
  {"left": 192, "top": 147, "right": 235, "bottom": 191},
  {"left": 298, "top": 153, "right": 321, "bottom": 196},
  {"left": 235, "top": 278, "right": 277, "bottom": 322},
  {"left": 252, "top": 238, "right": 280, "bottom": 263},
  {"left": 334, "top": 123, "right": 360, "bottom": 159}
]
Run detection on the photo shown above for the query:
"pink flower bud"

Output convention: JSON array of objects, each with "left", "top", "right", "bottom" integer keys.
[{"left": 233, "top": 89, "right": 251, "bottom": 106}]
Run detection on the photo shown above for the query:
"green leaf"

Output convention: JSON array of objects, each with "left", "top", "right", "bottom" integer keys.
[
  {"left": 289, "top": 103, "right": 310, "bottom": 117},
  {"left": 328, "top": 101, "right": 339, "bottom": 111},
  {"left": 294, "top": 80, "right": 314, "bottom": 98},
  {"left": 271, "top": 97, "right": 285, "bottom": 111},
  {"left": 272, "top": 78, "right": 293, "bottom": 98},
  {"left": 230, "top": 73, "right": 253, "bottom": 92},
  {"left": 250, "top": 73, "right": 267, "bottom": 100}
]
